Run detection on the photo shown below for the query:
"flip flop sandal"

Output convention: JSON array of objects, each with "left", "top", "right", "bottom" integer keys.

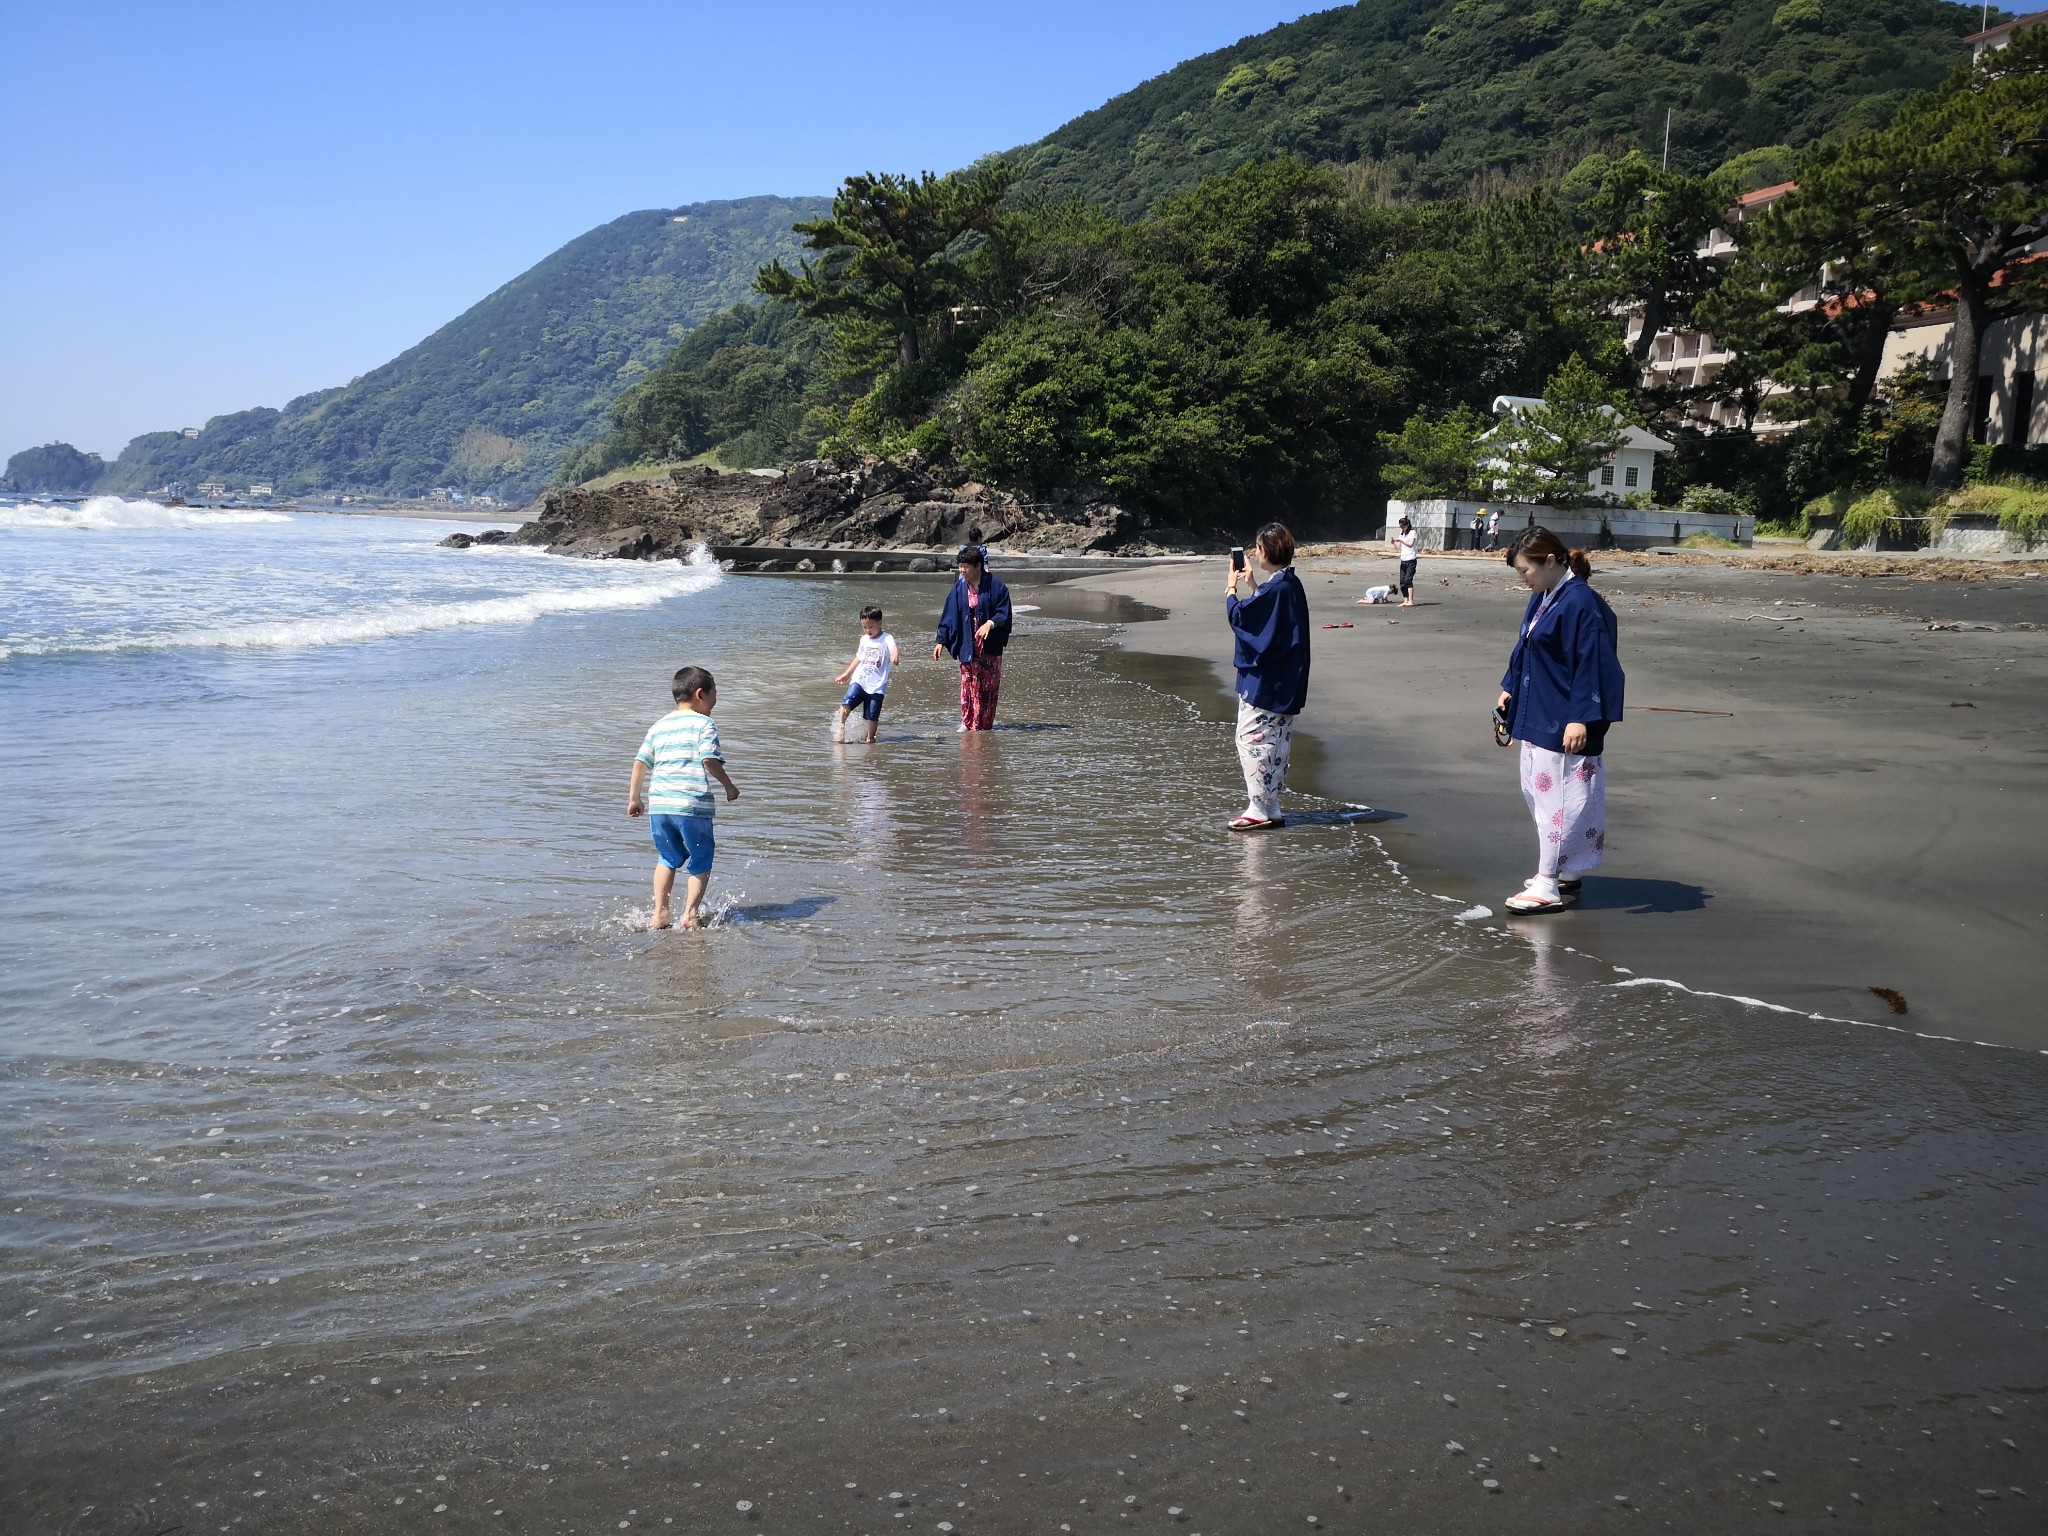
[
  {"left": 1559, "top": 878, "right": 1582, "bottom": 894},
  {"left": 1229, "top": 816, "right": 1285, "bottom": 831},
  {"left": 1505, "top": 890, "right": 1577, "bottom": 913}
]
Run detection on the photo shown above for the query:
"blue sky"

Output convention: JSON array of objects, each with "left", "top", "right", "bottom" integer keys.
[{"left": 1, "top": 1, "right": 1321, "bottom": 460}]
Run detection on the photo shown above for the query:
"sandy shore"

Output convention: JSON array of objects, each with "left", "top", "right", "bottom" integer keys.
[{"left": 1075, "top": 548, "right": 2048, "bottom": 1052}]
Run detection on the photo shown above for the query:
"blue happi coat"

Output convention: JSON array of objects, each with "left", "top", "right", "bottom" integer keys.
[
  {"left": 934, "top": 570, "right": 1013, "bottom": 662},
  {"left": 1500, "top": 574, "right": 1625, "bottom": 754},
  {"left": 1225, "top": 565, "right": 1311, "bottom": 715}
]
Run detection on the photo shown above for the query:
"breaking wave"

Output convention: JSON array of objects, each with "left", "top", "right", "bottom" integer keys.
[
  {"left": 0, "top": 496, "right": 293, "bottom": 531},
  {"left": 0, "top": 560, "right": 719, "bottom": 661}
]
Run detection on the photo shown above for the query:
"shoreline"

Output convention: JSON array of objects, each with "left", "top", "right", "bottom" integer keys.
[
  {"left": 1072, "top": 547, "right": 2048, "bottom": 1052},
  {"left": 9, "top": 556, "right": 2048, "bottom": 1530}
]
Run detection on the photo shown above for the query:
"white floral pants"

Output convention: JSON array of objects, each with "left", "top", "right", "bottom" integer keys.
[
  {"left": 1235, "top": 700, "right": 1295, "bottom": 822},
  {"left": 1520, "top": 742, "right": 1606, "bottom": 878}
]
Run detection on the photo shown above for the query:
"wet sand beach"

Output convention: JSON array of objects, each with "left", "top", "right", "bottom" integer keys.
[
  {"left": 1077, "top": 551, "right": 2048, "bottom": 1051},
  {"left": 4, "top": 519, "right": 2045, "bottom": 1533}
]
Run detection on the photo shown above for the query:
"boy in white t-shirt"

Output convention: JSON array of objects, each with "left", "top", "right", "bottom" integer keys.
[{"left": 832, "top": 605, "right": 899, "bottom": 744}]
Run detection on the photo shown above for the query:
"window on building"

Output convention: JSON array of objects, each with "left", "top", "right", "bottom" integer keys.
[
  {"left": 1600, "top": 466, "right": 1615, "bottom": 486},
  {"left": 2013, "top": 371, "right": 2037, "bottom": 446},
  {"left": 1625, "top": 465, "right": 1640, "bottom": 488}
]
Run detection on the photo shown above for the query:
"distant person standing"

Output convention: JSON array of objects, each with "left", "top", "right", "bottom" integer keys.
[
  {"left": 1392, "top": 517, "right": 1419, "bottom": 607},
  {"left": 1494, "top": 527, "right": 1624, "bottom": 914},
  {"left": 933, "top": 545, "right": 1012, "bottom": 732},
  {"left": 1486, "top": 507, "right": 1502, "bottom": 551},
  {"left": 1471, "top": 508, "right": 1486, "bottom": 551},
  {"left": 1224, "top": 523, "right": 1311, "bottom": 831}
]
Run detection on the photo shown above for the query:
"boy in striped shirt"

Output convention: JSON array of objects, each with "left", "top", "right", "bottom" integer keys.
[{"left": 627, "top": 666, "right": 740, "bottom": 930}]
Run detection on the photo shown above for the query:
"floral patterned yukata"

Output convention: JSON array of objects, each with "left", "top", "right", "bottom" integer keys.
[
  {"left": 1511, "top": 576, "right": 1609, "bottom": 878},
  {"left": 959, "top": 586, "right": 1004, "bottom": 731}
]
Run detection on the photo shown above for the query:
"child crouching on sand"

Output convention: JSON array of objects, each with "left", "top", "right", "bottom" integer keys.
[
  {"left": 628, "top": 666, "right": 739, "bottom": 930},
  {"left": 832, "top": 605, "right": 898, "bottom": 744}
]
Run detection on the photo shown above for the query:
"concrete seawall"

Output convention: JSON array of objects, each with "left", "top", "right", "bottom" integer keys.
[{"left": 1389, "top": 497, "right": 1754, "bottom": 550}]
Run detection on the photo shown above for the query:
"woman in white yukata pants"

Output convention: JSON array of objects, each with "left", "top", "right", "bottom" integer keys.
[
  {"left": 1223, "top": 523, "right": 1311, "bottom": 831},
  {"left": 1493, "top": 526, "right": 1625, "bottom": 913}
]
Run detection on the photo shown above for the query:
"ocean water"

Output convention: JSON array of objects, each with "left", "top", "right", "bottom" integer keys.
[{"left": 4, "top": 500, "right": 2043, "bottom": 1531}]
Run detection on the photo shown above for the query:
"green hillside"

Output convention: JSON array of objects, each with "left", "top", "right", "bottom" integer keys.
[
  {"left": 2, "top": 442, "right": 107, "bottom": 494},
  {"left": 1017, "top": 0, "right": 1983, "bottom": 214},
  {"left": 94, "top": 196, "right": 827, "bottom": 501}
]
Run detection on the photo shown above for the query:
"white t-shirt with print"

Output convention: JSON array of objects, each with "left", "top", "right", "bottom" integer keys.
[
  {"left": 1395, "top": 529, "right": 1419, "bottom": 561},
  {"left": 851, "top": 631, "right": 895, "bottom": 693}
]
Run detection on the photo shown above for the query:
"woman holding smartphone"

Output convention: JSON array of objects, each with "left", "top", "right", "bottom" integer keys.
[
  {"left": 1224, "top": 523, "right": 1311, "bottom": 831},
  {"left": 1495, "top": 526, "right": 1624, "bottom": 913}
]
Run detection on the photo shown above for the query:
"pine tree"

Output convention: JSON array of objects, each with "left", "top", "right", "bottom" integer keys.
[
  {"left": 1874, "top": 29, "right": 2048, "bottom": 488},
  {"left": 1700, "top": 138, "right": 1919, "bottom": 429},
  {"left": 756, "top": 161, "right": 1015, "bottom": 376},
  {"left": 1573, "top": 153, "right": 1725, "bottom": 366},
  {"left": 1492, "top": 355, "right": 1636, "bottom": 508}
]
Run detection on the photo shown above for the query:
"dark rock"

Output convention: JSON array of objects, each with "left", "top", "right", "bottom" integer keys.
[
  {"left": 604, "top": 527, "right": 655, "bottom": 560},
  {"left": 794, "top": 557, "right": 817, "bottom": 571},
  {"left": 907, "top": 557, "right": 937, "bottom": 573},
  {"left": 871, "top": 560, "right": 889, "bottom": 573},
  {"left": 502, "top": 453, "right": 1205, "bottom": 561},
  {"left": 439, "top": 532, "right": 475, "bottom": 549},
  {"left": 474, "top": 528, "right": 510, "bottom": 545},
  {"left": 755, "top": 559, "right": 784, "bottom": 572}
]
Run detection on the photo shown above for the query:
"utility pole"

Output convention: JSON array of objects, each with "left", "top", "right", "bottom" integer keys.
[{"left": 1662, "top": 108, "right": 1673, "bottom": 170}]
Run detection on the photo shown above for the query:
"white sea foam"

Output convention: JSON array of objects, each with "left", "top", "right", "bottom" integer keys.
[
  {"left": 0, "top": 496, "right": 292, "bottom": 531},
  {"left": 1611, "top": 975, "right": 2032, "bottom": 1051},
  {"left": 2, "top": 559, "right": 718, "bottom": 659}
]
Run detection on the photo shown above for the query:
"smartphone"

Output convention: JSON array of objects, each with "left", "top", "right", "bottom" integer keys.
[{"left": 1230, "top": 546, "right": 1246, "bottom": 571}]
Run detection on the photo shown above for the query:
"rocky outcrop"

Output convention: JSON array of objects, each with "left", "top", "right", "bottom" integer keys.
[{"left": 502, "top": 456, "right": 1211, "bottom": 560}]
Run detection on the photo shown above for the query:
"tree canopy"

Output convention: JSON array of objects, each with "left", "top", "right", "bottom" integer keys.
[
  {"left": 756, "top": 163, "right": 1015, "bottom": 374},
  {"left": 1013, "top": 0, "right": 1982, "bottom": 215}
]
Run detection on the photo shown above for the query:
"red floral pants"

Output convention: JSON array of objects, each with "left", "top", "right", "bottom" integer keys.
[{"left": 959, "top": 655, "right": 1003, "bottom": 731}]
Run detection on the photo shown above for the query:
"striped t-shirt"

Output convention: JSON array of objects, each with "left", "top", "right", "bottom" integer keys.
[{"left": 636, "top": 709, "right": 723, "bottom": 815}]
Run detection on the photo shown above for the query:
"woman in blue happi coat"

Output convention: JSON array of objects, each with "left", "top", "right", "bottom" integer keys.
[
  {"left": 1223, "top": 522, "right": 1311, "bottom": 830},
  {"left": 1494, "top": 526, "right": 1625, "bottom": 912}
]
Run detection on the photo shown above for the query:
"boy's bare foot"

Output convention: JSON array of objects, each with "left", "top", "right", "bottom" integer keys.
[
  {"left": 680, "top": 911, "right": 702, "bottom": 931},
  {"left": 650, "top": 910, "right": 672, "bottom": 930}
]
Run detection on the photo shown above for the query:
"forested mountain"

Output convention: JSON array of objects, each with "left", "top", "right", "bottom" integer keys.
[
  {"left": 567, "top": 2, "right": 2027, "bottom": 534},
  {"left": 1, "top": 442, "right": 107, "bottom": 494},
  {"left": 91, "top": 197, "right": 826, "bottom": 500},
  {"left": 31, "top": 1, "right": 1992, "bottom": 505},
  {"left": 1017, "top": 0, "right": 1981, "bottom": 214}
]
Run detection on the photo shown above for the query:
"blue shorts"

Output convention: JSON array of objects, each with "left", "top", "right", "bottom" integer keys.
[
  {"left": 840, "top": 683, "right": 886, "bottom": 722},
  {"left": 649, "top": 813, "right": 715, "bottom": 876}
]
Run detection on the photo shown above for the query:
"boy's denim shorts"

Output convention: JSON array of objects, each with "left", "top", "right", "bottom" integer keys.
[
  {"left": 649, "top": 813, "right": 715, "bottom": 876},
  {"left": 840, "top": 683, "right": 886, "bottom": 722}
]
